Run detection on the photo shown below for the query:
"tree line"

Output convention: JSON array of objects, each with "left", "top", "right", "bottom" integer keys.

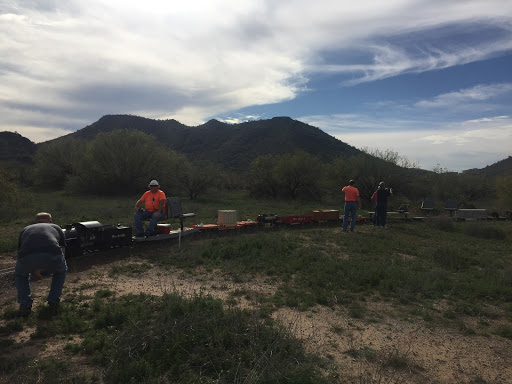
[{"left": 1, "top": 129, "right": 511, "bottom": 213}]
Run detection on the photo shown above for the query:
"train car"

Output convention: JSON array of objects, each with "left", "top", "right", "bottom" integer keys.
[
  {"left": 276, "top": 215, "right": 313, "bottom": 225},
  {"left": 308, "top": 210, "right": 340, "bottom": 222},
  {"left": 64, "top": 221, "right": 132, "bottom": 258}
]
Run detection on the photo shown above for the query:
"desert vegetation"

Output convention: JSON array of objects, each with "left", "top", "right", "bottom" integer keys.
[
  {"left": 0, "top": 187, "right": 511, "bottom": 383},
  {"left": 0, "top": 128, "right": 511, "bottom": 383},
  {"left": 3, "top": 129, "right": 511, "bottom": 212}
]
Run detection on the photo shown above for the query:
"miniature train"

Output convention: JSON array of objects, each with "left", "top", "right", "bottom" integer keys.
[
  {"left": 60, "top": 202, "right": 510, "bottom": 259},
  {"left": 62, "top": 207, "right": 371, "bottom": 258}
]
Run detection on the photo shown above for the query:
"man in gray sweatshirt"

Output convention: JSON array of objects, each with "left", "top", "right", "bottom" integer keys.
[{"left": 15, "top": 212, "right": 67, "bottom": 316}]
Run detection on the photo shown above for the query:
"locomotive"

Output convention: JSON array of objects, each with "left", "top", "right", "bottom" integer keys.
[{"left": 63, "top": 221, "right": 132, "bottom": 258}]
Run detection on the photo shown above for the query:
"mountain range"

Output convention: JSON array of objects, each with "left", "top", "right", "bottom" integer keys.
[
  {"left": 0, "top": 115, "right": 510, "bottom": 175},
  {"left": 65, "top": 115, "right": 361, "bottom": 169},
  {"left": 0, "top": 131, "right": 36, "bottom": 163}
]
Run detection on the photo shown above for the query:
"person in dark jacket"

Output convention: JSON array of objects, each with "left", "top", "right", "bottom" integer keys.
[
  {"left": 373, "top": 182, "right": 393, "bottom": 228},
  {"left": 15, "top": 212, "right": 67, "bottom": 316}
]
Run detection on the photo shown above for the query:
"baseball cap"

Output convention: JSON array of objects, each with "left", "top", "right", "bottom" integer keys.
[{"left": 149, "top": 180, "right": 159, "bottom": 186}]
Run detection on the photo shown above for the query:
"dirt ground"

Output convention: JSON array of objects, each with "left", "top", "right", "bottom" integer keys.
[{"left": 1, "top": 252, "right": 511, "bottom": 384}]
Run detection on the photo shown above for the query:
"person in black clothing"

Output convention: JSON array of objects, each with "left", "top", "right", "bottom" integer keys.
[{"left": 374, "top": 182, "right": 393, "bottom": 227}]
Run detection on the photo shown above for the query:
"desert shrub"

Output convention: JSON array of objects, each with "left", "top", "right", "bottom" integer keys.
[
  {"left": 66, "top": 129, "right": 185, "bottom": 195},
  {"left": 431, "top": 245, "right": 468, "bottom": 271},
  {"left": 249, "top": 151, "right": 325, "bottom": 200},
  {"left": 33, "top": 138, "right": 87, "bottom": 188},
  {"left": 496, "top": 175, "right": 512, "bottom": 207},
  {"left": 463, "top": 223, "right": 506, "bottom": 240},
  {"left": 81, "top": 293, "right": 327, "bottom": 383},
  {"left": 433, "top": 218, "right": 456, "bottom": 232},
  {"left": 494, "top": 324, "right": 512, "bottom": 339}
]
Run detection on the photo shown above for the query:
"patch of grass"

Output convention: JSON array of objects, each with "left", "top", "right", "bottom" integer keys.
[
  {"left": 345, "top": 346, "right": 377, "bottom": 361},
  {"left": 0, "top": 320, "right": 24, "bottom": 336},
  {"left": 0, "top": 237, "right": 17, "bottom": 253},
  {"left": 432, "top": 218, "right": 456, "bottom": 232},
  {"left": 149, "top": 221, "right": 512, "bottom": 322},
  {"left": 108, "top": 262, "right": 152, "bottom": 276},
  {"left": 20, "top": 356, "right": 96, "bottom": 383},
  {"left": 506, "top": 304, "right": 512, "bottom": 322},
  {"left": 0, "top": 338, "right": 14, "bottom": 348},
  {"left": 380, "top": 347, "right": 424, "bottom": 373},
  {"left": 431, "top": 245, "right": 468, "bottom": 271},
  {"left": 33, "top": 304, "right": 89, "bottom": 339},
  {"left": 348, "top": 302, "right": 367, "bottom": 319},
  {"left": 3, "top": 192, "right": 512, "bottom": 382},
  {"left": 82, "top": 293, "right": 327, "bottom": 383},
  {"left": 2, "top": 305, "right": 19, "bottom": 321},
  {"left": 2, "top": 291, "right": 328, "bottom": 383},
  {"left": 456, "top": 319, "right": 477, "bottom": 335},
  {"left": 463, "top": 222, "right": 507, "bottom": 240},
  {"left": 494, "top": 324, "right": 512, "bottom": 339},
  {"left": 0, "top": 355, "right": 32, "bottom": 376},
  {"left": 94, "top": 289, "right": 113, "bottom": 299},
  {"left": 443, "top": 310, "right": 458, "bottom": 320},
  {"left": 469, "top": 376, "right": 488, "bottom": 384}
]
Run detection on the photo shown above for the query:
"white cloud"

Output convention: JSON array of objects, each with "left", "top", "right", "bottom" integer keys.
[
  {"left": 299, "top": 114, "right": 512, "bottom": 172},
  {"left": 415, "top": 84, "right": 512, "bottom": 109},
  {"left": 1, "top": 0, "right": 512, "bottom": 158}
]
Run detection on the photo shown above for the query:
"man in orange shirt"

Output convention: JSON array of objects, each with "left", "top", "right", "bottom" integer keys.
[
  {"left": 342, "top": 179, "right": 361, "bottom": 232},
  {"left": 134, "top": 180, "right": 167, "bottom": 237}
]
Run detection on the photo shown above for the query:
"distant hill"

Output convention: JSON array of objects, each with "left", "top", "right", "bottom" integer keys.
[
  {"left": 0, "top": 131, "right": 36, "bottom": 163},
  {"left": 6, "top": 115, "right": 510, "bottom": 175},
  {"left": 50, "top": 115, "right": 361, "bottom": 170},
  {"left": 463, "top": 156, "right": 512, "bottom": 177}
]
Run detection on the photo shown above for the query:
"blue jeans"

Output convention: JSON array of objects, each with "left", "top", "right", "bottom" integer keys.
[
  {"left": 134, "top": 210, "right": 164, "bottom": 235},
  {"left": 14, "top": 252, "right": 67, "bottom": 307},
  {"left": 343, "top": 201, "right": 358, "bottom": 230}
]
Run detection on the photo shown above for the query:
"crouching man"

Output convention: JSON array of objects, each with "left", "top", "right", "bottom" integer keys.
[{"left": 15, "top": 212, "right": 67, "bottom": 316}]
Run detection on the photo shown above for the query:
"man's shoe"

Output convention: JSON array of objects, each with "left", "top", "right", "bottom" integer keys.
[
  {"left": 48, "top": 301, "right": 60, "bottom": 314},
  {"left": 18, "top": 305, "right": 32, "bottom": 317},
  {"left": 135, "top": 233, "right": 145, "bottom": 237}
]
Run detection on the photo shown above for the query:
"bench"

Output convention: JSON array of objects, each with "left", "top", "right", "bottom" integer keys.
[
  {"left": 455, "top": 209, "right": 487, "bottom": 220},
  {"left": 421, "top": 198, "right": 434, "bottom": 216},
  {"left": 444, "top": 198, "right": 458, "bottom": 217}
]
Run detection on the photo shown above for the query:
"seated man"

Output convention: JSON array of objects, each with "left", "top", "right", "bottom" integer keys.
[
  {"left": 15, "top": 212, "right": 67, "bottom": 316},
  {"left": 134, "top": 179, "right": 167, "bottom": 237}
]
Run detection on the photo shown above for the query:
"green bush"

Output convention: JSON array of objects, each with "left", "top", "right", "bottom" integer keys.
[
  {"left": 78, "top": 293, "right": 327, "bottom": 383},
  {"left": 463, "top": 223, "right": 507, "bottom": 240},
  {"left": 494, "top": 325, "right": 512, "bottom": 339}
]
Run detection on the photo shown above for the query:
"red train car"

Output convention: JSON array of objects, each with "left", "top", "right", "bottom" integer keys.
[{"left": 276, "top": 215, "right": 313, "bottom": 225}]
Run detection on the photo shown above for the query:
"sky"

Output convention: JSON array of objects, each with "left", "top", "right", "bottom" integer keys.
[{"left": 1, "top": 0, "right": 511, "bottom": 172}]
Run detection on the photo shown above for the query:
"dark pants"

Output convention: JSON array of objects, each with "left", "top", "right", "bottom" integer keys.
[{"left": 375, "top": 204, "right": 388, "bottom": 227}]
